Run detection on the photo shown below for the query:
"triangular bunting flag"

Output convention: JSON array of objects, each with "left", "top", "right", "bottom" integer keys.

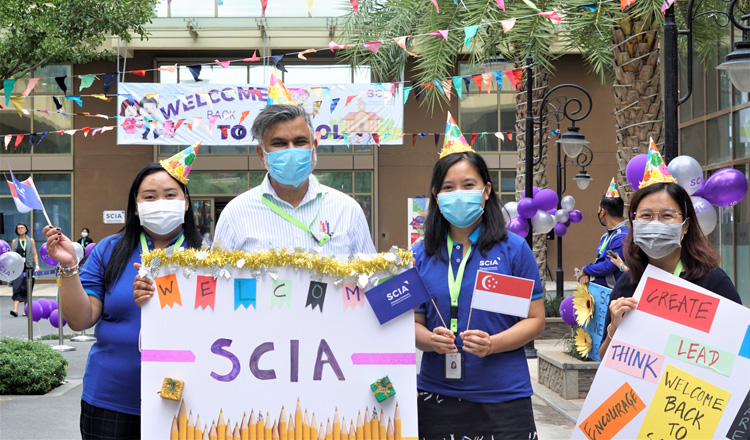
[
  {"left": 260, "top": 0, "right": 268, "bottom": 16},
  {"left": 15, "top": 134, "right": 24, "bottom": 148},
  {"left": 3, "top": 79, "right": 14, "bottom": 106},
  {"left": 52, "top": 96, "right": 63, "bottom": 110},
  {"left": 504, "top": 69, "right": 524, "bottom": 91},
  {"left": 270, "top": 55, "right": 288, "bottom": 73},
  {"left": 403, "top": 86, "right": 412, "bottom": 104},
  {"left": 9, "top": 96, "right": 24, "bottom": 117},
  {"left": 131, "top": 70, "right": 146, "bottom": 77},
  {"left": 215, "top": 60, "right": 231, "bottom": 69},
  {"left": 244, "top": 50, "right": 261, "bottom": 62},
  {"left": 452, "top": 76, "right": 463, "bottom": 100},
  {"left": 330, "top": 98, "right": 340, "bottom": 113},
  {"left": 538, "top": 11, "right": 562, "bottom": 23},
  {"left": 55, "top": 76, "right": 68, "bottom": 94},
  {"left": 481, "top": 73, "right": 492, "bottom": 94},
  {"left": 621, "top": 0, "right": 635, "bottom": 9},
  {"left": 500, "top": 17, "right": 517, "bottom": 32},
  {"left": 298, "top": 49, "right": 317, "bottom": 60},
  {"left": 394, "top": 36, "right": 417, "bottom": 57},
  {"left": 307, "top": 0, "right": 314, "bottom": 16},
  {"left": 350, "top": 0, "right": 358, "bottom": 13},
  {"left": 159, "top": 64, "right": 178, "bottom": 73},
  {"left": 429, "top": 30, "right": 449, "bottom": 40},
  {"left": 22, "top": 78, "right": 39, "bottom": 97},
  {"left": 463, "top": 25, "right": 480, "bottom": 49},
  {"left": 463, "top": 76, "right": 472, "bottom": 93},
  {"left": 492, "top": 72, "right": 503, "bottom": 90},
  {"left": 79, "top": 74, "right": 95, "bottom": 91},
  {"left": 472, "top": 74, "right": 483, "bottom": 92},
  {"left": 496, "top": 0, "right": 505, "bottom": 10},
  {"left": 430, "top": 0, "right": 439, "bottom": 13},
  {"left": 441, "top": 80, "right": 452, "bottom": 101},
  {"left": 103, "top": 73, "right": 117, "bottom": 95},
  {"left": 363, "top": 41, "right": 381, "bottom": 54},
  {"left": 187, "top": 65, "right": 202, "bottom": 82},
  {"left": 470, "top": 133, "right": 477, "bottom": 146}
]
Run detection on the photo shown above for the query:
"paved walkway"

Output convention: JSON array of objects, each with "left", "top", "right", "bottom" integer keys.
[{"left": 0, "top": 284, "right": 585, "bottom": 439}]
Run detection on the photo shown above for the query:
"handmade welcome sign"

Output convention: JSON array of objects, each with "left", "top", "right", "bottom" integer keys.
[
  {"left": 573, "top": 265, "right": 750, "bottom": 440},
  {"left": 140, "top": 247, "right": 417, "bottom": 438},
  {"left": 118, "top": 82, "right": 404, "bottom": 146}
]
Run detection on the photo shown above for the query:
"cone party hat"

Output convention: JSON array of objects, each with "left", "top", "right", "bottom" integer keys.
[
  {"left": 604, "top": 178, "right": 620, "bottom": 198},
  {"left": 639, "top": 137, "right": 677, "bottom": 189},
  {"left": 267, "top": 71, "right": 295, "bottom": 106},
  {"left": 439, "top": 112, "right": 474, "bottom": 158},
  {"left": 160, "top": 142, "right": 200, "bottom": 184}
]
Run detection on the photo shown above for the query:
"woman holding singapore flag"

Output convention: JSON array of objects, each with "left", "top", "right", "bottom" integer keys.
[{"left": 411, "top": 113, "right": 545, "bottom": 439}]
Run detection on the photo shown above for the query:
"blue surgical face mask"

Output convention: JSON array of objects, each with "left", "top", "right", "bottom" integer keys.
[
  {"left": 81, "top": 232, "right": 88, "bottom": 238},
  {"left": 437, "top": 187, "right": 486, "bottom": 228},
  {"left": 264, "top": 148, "right": 313, "bottom": 188}
]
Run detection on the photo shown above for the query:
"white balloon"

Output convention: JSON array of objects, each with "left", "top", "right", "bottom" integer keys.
[
  {"left": 72, "top": 242, "right": 85, "bottom": 263},
  {"left": 554, "top": 209, "right": 570, "bottom": 224},
  {"left": 502, "top": 201, "right": 519, "bottom": 224},
  {"left": 561, "top": 195, "right": 576, "bottom": 212},
  {"left": 668, "top": 156, "right": 703, "bottom": 195},
  {"left": 0, "top": 252, "right": 24, "bottom": 282},
  {"left": 691, "top": 196, "right": 718, "bottom": 235},
  {"left": 531, "top": 210, "right": 556, "bottom": 234}
]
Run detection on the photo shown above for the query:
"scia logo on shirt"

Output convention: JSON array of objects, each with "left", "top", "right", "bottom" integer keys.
[{"left": 479, "top": 257, "right": 502, "bottom": 267}]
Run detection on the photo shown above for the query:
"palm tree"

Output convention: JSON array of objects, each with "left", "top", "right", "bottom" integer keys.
[{"left": 339, "top": 0, "right": 569, "bottom": 279}]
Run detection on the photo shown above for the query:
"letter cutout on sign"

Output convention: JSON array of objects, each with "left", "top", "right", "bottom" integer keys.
[
  {"left": 604, "top": 340, "right": 665, "bottom": 383},
  {"left": 578, "top": 382, "right": 645, "bottom": 440},
  {"left": 270, "top": 279, "right": 292, "bottom": 309},
  {"left": 234, "top": 278, "right": 257, "bottom": 310},
  {"left": 664, "top": 333, "right": 735, "bottom": 376},
  {"left": 306, "top": 281, "right": 327, "bottom": 312},
  {"left": 155, "top": 274, "right": 182, "bottom": 308},
  {"left": 195, "top": 275, "right": 216, "bottom": 310},
  {"left": 638, "top": 364, "right": 730, "bottom": 440}
]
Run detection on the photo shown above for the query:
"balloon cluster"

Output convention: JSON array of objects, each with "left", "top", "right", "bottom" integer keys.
[
  {"left": 22, "top": 298, "right": 66, "bottom": 328},
  {"left": 626, "top": 155, "right": 749, "bottom": 235},
  {"left": 503, "top": 187, "right": 583, "bottom": 238},
  {"left": 0, "top": 241, "right": 94, "bottom": 282}
]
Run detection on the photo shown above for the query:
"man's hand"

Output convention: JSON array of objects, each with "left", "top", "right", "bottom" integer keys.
[{"left": 577, "top": 271, "right": 590, "bottom": 285}]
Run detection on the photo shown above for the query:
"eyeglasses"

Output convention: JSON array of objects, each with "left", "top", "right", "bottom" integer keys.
[{"left": 632, "top": 208, "right": 684, "bottom": 223}]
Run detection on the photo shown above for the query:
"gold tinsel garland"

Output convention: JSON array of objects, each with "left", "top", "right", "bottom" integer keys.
[{"left": 141, "top": 247, "right": 414, "bottom": 278}]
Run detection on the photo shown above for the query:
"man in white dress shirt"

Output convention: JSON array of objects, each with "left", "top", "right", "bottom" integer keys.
[{"left": 214, "top": 105, "right": 376, "bottom": 254}]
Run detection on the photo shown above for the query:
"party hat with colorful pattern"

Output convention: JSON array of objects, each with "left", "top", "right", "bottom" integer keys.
[
  {"left": 266, "top": 71, "right": 295, "bottom": 106},
  {"left": 439, "top": 112, "right": 474, "bottom": 158},
  {"left": 605, "top": 178, "right": 620, "bottom": 198},
  {"left": 639, "top": 137, "right": 677, "bottom": 188},
  {"left": 160, "top": 142, "right": 200, "bottom": 184}
]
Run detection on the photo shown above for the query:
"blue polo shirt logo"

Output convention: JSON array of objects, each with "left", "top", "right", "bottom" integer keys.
[{"left": 478, "top": 257, "right": 502, "bottom": 270}]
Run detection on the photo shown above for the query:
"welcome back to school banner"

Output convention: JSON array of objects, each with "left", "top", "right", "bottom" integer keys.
[{"left": 117, "top": 83, "right": 404, "bottom": 146}]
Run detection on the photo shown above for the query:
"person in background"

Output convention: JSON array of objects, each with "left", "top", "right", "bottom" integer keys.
[
  {"left": 10, "top": 222, "right": 40, "bottom": 317},
  {"left": 577, "top": 179, "right": 629, "bottom": 288},
  {"left": 412, "top": 123, "right": 544, "bottom": 438},
  {"left": 78, "top": 228, "right": 94, "bottom": 248},
  {"left": 600, "top": 151, "right": 741, "bottom": 359},
  {"left": 43, "top": 146, "right": 202, "bottom": 440}
]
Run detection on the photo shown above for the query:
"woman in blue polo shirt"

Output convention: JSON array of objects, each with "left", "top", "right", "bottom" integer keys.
[
  {"left": 413, "top": 149, "right": 545, "bottom": 438},
  {"left": 42, "top": 157, "right": 202, "bottom": 440}
]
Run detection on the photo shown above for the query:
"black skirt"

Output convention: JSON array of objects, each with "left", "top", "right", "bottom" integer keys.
[
  {"left": 418, "top": 390, "right": 537, "bottom": 439},
  {"left": 11, "top": 272, "right": 34, "bottom": 302}
]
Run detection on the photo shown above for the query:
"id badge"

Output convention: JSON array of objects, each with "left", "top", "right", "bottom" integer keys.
[{"left": 443, "top": 350, "right": 465, "bottom": 382}]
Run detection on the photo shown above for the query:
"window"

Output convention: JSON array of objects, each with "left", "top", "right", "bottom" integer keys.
[
  {"left": 314, "top": 171, "right": 373, "bottom": 234},
  {"left": 459, "top": 64, "right": 517, "bottom": 152},
  {"left": 0, "top": 65, "right": 73, "bottom": 155},
  {"left": 489, "top": 169, "right": 517, "bottom": 204},
  {"left": 0, "top": 173, "right": 73, "bottom": 276}
]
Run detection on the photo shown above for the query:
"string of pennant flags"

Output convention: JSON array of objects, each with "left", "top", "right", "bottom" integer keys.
[
  {"left": 0, "top": 65, "right": 524, "bottom": 148},
  {"left": 0, "top": 0, "right": 632, "bottom": 96}
]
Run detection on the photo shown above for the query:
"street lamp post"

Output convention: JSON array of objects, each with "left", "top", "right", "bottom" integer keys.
[
  {"left": 663, "top": 0, "right": 750, "bottom": 161},
  {"left": 521, "top": 58, "right": 594, "bottom": 356}
]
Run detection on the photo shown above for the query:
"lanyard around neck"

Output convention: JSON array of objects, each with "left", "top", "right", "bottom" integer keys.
[
  {"left": 674, "top": 260, "right": 683, "bottom": 277},
  {"left": 446, "top": 234, "right": 472, "bottom": 334},
  {"left": 19, "top": 239, "right": 26, "bottom": 252},
  {"left": 597, "top": 221, "right": 626, "bottom": 255},
  {"left": 140, "top": 232, "right": 184, "bottom": 254},
  {"left": 261, "top": 177, "right": 330, "bottom": 246}
]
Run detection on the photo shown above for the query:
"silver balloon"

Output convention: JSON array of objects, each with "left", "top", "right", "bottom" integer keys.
[
  {"left": 502, "top": 201, "right": 519, "bottom": 224},
  {"left": 668, "top": 156, "right": 703, "bottom": 195},
  {"left": 72, "top": 242, "right": 85, "bottom": 263},
  {"left": 560, "top": 195, "right": 576, "bottom": 212},
  {"left": 531, "top": 210, "right": 556, "bottom": 234},
  {"left": 0, "top": 252, "right": 24, "bottom": 282},
  {"left": 691, "top": 196, "right": 718, "bottom": 235},
  {"left": 554, "top": 209, "right": 570, "bottom": 224}
]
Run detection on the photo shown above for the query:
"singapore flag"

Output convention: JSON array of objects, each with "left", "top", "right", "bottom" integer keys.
[{"left": 471, "top": 270, "right": 534, "bottom": 318}]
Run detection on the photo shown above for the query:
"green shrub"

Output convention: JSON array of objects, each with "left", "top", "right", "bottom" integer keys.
[
  {"left": 0, "top": 338, "right": 68, "bottom": 395},
  {"left": 545, "top": 295, "right": 563, "bottom": 317}
]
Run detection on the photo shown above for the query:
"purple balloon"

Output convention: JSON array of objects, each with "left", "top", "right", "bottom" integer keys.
[
  {"left": 37, "top": 298, "right": 52, "bottom": 319},
  {"left": 507, "top": 217, "right": 530, "bottom": 238},
  {"left": 569, "top": 210, "right": 583, "bottom": 224},
  {"left": 533, "top": 186, "right": 540, "bottom": 197},
  {"left": 553, "top": 223, "right": 568, "bottom": 237},
  {"left": 559, "top": 296, "right": 577, "bottom": 327},
  {"left": 702, "top": 168, "right": 749, "bottom": 207},
  {"left": 626, "top": 154, "right": 648, "bottom": 190},
  {"left": 24, "top": 302, "right": 43, "bottom": 322},
  {"left": 85, "top": 242, "right": 97, "bottom": 258},
  {"left": 517, "top": 197, "right": 538, "bottom": 219},
  {"left": 547, "top": 208, "right": 557, "bottom": 216},
  {"left": 49, "top": 309, "right": 67, "bottom": 328},
  {"left": 692, "top": 179, "right": 706, "bottom": 197},
  {"left": 534, "top": 188, "right": 559, "bottom": 211},
  {"left": 564, "top": 220, "right": 571, "bottom": 227},
  {"left": 39, "top": 243, "right": 57, "bottom": 267},
  {"left": 0, "top": 239, "right": 10, "bottom": 255},
  {"left": 48, "top": 300, "right": 58, "bottom": 312}
]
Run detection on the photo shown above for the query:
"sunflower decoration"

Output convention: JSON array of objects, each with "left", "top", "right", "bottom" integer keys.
[
  {"left": 575, "top": 327, "right": 593, "bottom": 358},
  {"left": 573, "top": 284, "right": 594, "bottom": 327}
]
